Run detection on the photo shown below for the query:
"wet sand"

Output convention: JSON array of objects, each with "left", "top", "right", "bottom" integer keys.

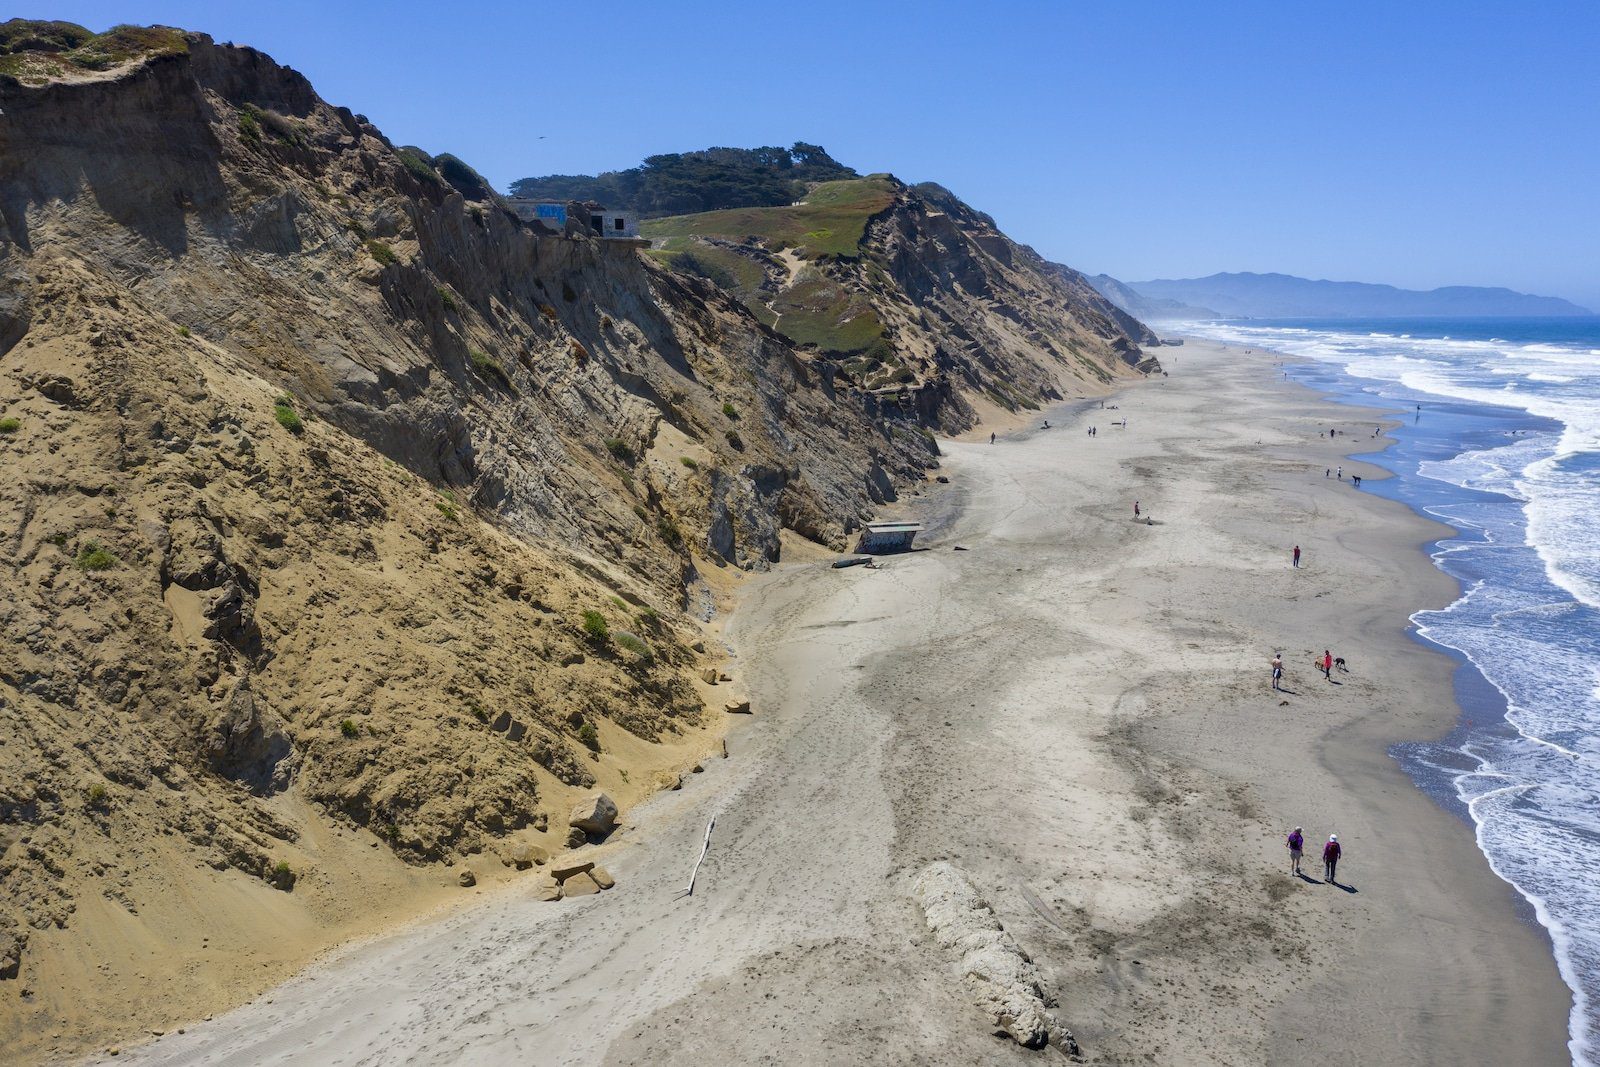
[{"left": 111, "top": 339, "right": 1570, "bottom": 1065}]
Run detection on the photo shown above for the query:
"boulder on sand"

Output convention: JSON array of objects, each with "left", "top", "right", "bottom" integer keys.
[
  {"left": 507, "top": 843, "right": 548, "bottom": 870},
  {"left": 561, "top": 871, "right": 602, "bottom": 897},
  {"left": 700, "top": 667, "right": 718, "bottom": 685},
  {"left": 457, "top": 867, "right": 476, "bottom": 887},
  {"left": 724, "top": 697, "right": 752, "bottom": 714},
  {"left": 532, "top": 875, "right": 561, "bottom": 902},
  {"left": 550, "top": 858, "right": 595, "bottom": 880},
  {"left": 589, "top": 865, "right": 616, "bottom": 890},
  {"left": 569, "top": 793, "right": 618, "bottom": 835}
]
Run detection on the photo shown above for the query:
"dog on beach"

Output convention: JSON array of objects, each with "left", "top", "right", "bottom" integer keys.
[{"left": 1334, "top": 656, "right": 1348, "bottom": 672}]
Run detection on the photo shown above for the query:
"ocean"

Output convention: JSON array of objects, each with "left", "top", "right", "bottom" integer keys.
[{"left": 1179, "top": 316, "right": 1600, "bottom": 1065}]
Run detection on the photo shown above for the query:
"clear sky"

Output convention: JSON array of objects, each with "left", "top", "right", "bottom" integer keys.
[{"left": 36, "top": 1, "right": 1600, "bottom": 307}]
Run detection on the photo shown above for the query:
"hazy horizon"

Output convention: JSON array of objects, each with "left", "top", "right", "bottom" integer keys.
[{"left": 35, "top": 0, "right": 1600, "bottom": 308}]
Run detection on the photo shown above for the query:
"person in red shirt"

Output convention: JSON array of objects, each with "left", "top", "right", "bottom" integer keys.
[
  {"left": 1323, "top": 834, "right": 1342, "bottom": 883},
  {"left": 1320, "top": 650, "right": 1333, "bottom": 681},
  {"left": 1292, "top": 545, "right": 1301, "bottom": 568}
]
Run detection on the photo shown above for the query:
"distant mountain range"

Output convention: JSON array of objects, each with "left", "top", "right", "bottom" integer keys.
[{"left": 1088, "top": 271, "right": 1593, "bottom": 320}]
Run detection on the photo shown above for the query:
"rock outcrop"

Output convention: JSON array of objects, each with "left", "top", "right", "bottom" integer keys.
[{"left": 568, "top": 793, "right": 619, "bottom": 835}]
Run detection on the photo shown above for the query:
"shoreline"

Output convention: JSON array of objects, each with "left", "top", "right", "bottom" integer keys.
[
  {"left": 1244, "top": 335, "right": 1584, "bottom": 1051},
  {"left": 99, "top": 338, "right": 1570, "bottom": 1065}
]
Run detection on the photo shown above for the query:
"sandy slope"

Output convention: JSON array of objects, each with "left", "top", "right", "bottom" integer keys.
[{"left": 110, "top": 340, "right": 1569, "bottom": 1065}]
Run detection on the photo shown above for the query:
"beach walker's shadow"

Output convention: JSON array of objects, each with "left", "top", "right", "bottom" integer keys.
[
  {"left": 1295, "top": 872, "right": 1321, "bottom": 884},
  {"left": 1330, "top": 880, "right": 1358, "bottom": 894},
  {"left": 1276, "top": 687, "right": 1300, "bottom": 696}
]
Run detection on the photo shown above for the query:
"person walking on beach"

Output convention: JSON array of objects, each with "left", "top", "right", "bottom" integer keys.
[
  {"left": 990, "top": 432, "right": 995, "bottom": 445},
  {"left": 1337, "top": 465, "right": 1343, "bottom": 480},
  {"left": 1323, "top": 834, "right": 1342, "bottom": 883},
  {"left": 1271, "top": 653, "right": 1284, "bottom": 691},
  {"left": 1287, "top": 826, "right": 1305, "bottom": 875},
  {"left": 1134, "top": 500, "right": 1140, "bottom": 518},
  {"left": 1325, "top": 467, "right": 1331, "bottom": 478},
  {"left": 1320, "top": 650, "right": 1333, "bottom": 681},
  {"left": 1292, "top": 545, "right": 1301, "bottom": 568}
]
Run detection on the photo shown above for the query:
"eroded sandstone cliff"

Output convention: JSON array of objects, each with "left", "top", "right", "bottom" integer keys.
[{"left": 0, "top": 21, "right": 1152, "bottom": 1059}]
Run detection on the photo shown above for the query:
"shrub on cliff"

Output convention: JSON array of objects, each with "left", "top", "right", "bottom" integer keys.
[
  {"left": 75, "top": 542, "right": 117, "bottom": 571},
  {"left": 273, "top": 396, "right": 304, "bottom": 434},
  {"left": 398, "top": 148, "right": 441, "bottom": 186},
  {"left": 581, "top": 610, "right": 609, "bottom": 641},
  {"left": 364, "top": 239, "right": 397, "bottom": 266}
]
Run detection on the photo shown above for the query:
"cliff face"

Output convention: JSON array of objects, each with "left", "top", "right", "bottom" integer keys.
[
  {"left": 643, "top": 178, "right": 1158, "bottom": 425},
  {"left": 0, "top": 28, "right": 941, "bottom": 1055}
]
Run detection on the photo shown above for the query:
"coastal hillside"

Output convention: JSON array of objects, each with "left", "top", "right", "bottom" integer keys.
[
  {"left": 1087, "top": 273, "right": 1219, "bottom": 322},
  {"left": 1107, "top": 271, "right": 1593, "bottom": 319},
  {"left": 0, "top": 22, "right": 964, "bottom": 1057},
  {"left": 509, "top": 143, "right": 858, "bottom": 217},
  {"left": 645, "top": 176, "right": 1158, "bottom": 425}
]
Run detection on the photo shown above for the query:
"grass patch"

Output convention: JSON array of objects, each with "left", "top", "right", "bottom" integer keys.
[
  {"left": 614, "top": 632, "right": 649, "bottom": 658},
  {"left": 75, "top": 542, "right": 117, "bottom": 571},
  {"left": 435, "top": 498, "right": 458, "bottom": 521},
  {"left": 0, "top": 417, "right": 19, "bottom": 434},
  {"left": 724, "top": 429, "right": 744, "bottom": 450},
  {"left": 365, "top": 239, "right": 397, "bottom": 266},
  {"left": 85, "top": 783, "right": 110, "bottom": 810},
  {"left": 239, "top": 107, "right": 261, "bottom": 144},
  {"left": 642, "top": 176, "right": 897, "bottom": 260},
  {"left": 468, "top": 347, "right": 511, "bottom": 387},
  {"left": 339, "top": 719, "right": 359, "bottom": 739},
  {"left": 581, "top": 610, "right": 609, "bottom": 641},
  {"left": 772, "top": 270, "right": 884, "bottom": 355},
  {"left": 679, "top": 456, "right": 698, "bottom": 470},
  {"left": 604, "top": 438, "right": 635, "bottom": 463},
  {"left": 656, "top": 518, "right": 683, "bottom": 548},
  {"left": 721, "top": 401, "right": 739, "bottom": 420},
  {"left": 437, "top": 286, "right": 458, "bottom": 313}
]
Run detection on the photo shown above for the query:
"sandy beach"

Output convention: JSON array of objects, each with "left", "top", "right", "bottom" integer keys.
[{"left": 107, "top": 338, "right": 1571, "bottom": 1065}]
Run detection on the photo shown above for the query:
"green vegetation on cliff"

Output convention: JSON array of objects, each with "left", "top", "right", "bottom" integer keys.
[
  {"left": 644, "top": 177, "right": 896, "bottom": 260},
  {"left": 509, "top": 143, "right": 856, "bottom": 217},
  {"left": 0, "top": 19, "right": 187, "bottom": 79}
]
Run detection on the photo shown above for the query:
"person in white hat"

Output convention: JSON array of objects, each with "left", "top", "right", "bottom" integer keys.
[{"left": 1322, "top": 834, "right": 1342, "bottom": 884}]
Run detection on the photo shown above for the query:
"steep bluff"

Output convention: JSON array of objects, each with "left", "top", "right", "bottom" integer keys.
[
  {"left": 645, "top": 177, "right": 1158, "bottom": 424},
  {"left": 0, "top": 27, "right": 945, "bottom": 1057},
  {"left": 0, "top": 22, "right": 1156, "bottom": 1060}
]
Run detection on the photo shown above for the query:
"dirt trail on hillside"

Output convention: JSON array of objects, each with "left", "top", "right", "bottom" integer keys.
[{"left": 116, "top": 341, "right": 1568, "bottom": 1066}]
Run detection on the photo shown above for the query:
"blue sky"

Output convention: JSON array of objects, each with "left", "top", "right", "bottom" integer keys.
[{"left": 39, "top": 1, "right": 1600, "bottom": 307}]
